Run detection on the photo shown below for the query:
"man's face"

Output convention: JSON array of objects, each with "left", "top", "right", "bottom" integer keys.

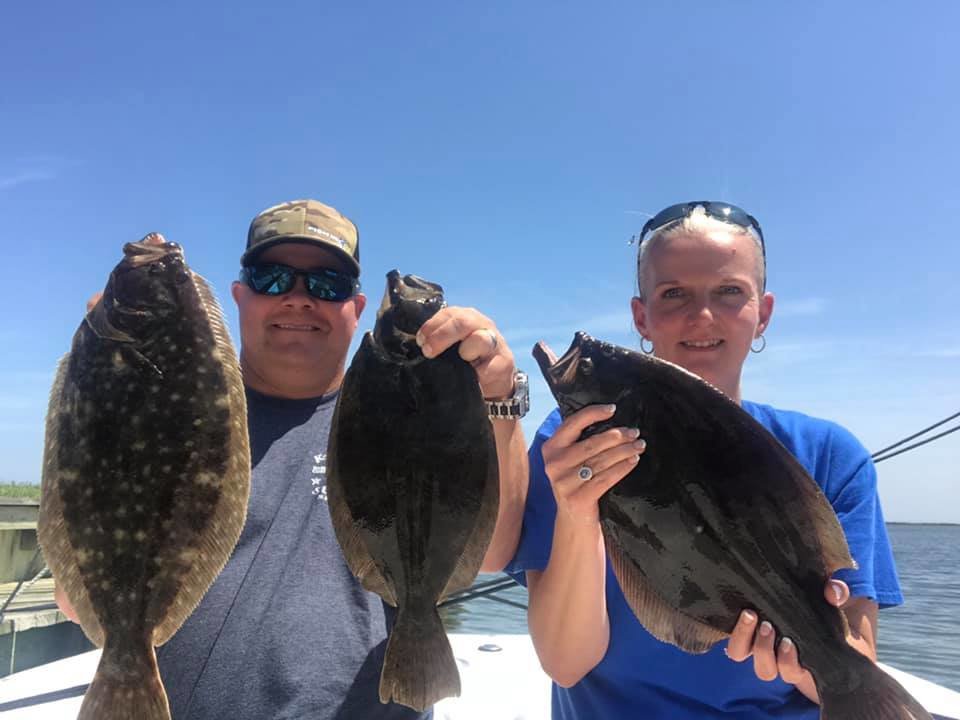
[{"left": 231, "top": 242, "right": 366, "bottom": 397}]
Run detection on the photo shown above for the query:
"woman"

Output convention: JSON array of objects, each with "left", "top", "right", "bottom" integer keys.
[{"left": 508, "top": 202, "right": 903, "bottom": 718}]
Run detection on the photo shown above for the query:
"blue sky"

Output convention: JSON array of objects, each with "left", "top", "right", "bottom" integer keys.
[{"left": 1, "top": 1, "right": 957, "bottom": 522}]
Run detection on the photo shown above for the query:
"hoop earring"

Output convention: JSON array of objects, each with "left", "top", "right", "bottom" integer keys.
[
  {"left": 750, "top": 335, "right": 766, "bottom": 354},
  {"left": 640, "top": 337, "right": 654, "bottom": 354}
]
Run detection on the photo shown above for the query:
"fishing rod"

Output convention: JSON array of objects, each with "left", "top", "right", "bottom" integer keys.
[
  {"left": 0, "top": 547, "right": 46, "bottom": 624},
  {"left": 872, "top": 409, "right": 960, "bottom": 464},
  {"left": 438, "top": 576, "right": 525, "bottom": 609}
]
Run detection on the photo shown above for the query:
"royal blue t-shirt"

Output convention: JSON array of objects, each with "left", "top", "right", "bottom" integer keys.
[{"left": 507, "top": 401, "right": 903, "bottom": 720}]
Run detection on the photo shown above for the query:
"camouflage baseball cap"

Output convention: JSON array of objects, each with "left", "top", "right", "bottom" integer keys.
[{"left": 241, "top": 199, "right": 361, "bottom": 276}]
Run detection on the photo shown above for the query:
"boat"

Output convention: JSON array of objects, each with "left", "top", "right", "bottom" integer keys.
[
  {"left": 1, "top": 630, "right": 958, "bottom": 719},
  {"left": 4, "top": 408, "right": 959, "bottom": 717}
]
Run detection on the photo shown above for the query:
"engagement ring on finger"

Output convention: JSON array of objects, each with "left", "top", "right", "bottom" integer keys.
[{"left": 578, "top": 465, "right": 593, "bottom": 481}]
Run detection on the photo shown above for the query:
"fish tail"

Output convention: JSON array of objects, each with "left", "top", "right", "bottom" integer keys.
[
  {"left": 379, "top": 606, "right": 459, "bottom": 711},
  {"left": 79, "top": 633, "right": 170, "bottom": 720},
  {"left": 819, "top": 651, "right": 932, "bottom": 720}
]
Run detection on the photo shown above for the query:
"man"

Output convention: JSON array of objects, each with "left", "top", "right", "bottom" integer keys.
[{"left": 57, "top": 199, "right": 529, "bottom": 719}]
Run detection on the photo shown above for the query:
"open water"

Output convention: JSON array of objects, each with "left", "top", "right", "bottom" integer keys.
[{"left": 441, "top": 523, "right": 960, "bottom": 693}]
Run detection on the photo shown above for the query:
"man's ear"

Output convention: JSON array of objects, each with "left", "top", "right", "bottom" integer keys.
[
  {"left": 352, "top": 293, "right": 367, "bottom": 322},
  {"left": 231, "top": 281, "right": 244, "bottom": 309}
]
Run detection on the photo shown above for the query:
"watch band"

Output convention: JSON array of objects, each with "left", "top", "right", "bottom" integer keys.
[{"left": 487, "top": 370, "right": 529, "bottom": 420}]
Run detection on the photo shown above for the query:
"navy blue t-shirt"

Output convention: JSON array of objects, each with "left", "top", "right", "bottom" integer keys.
[
  {"left": 157, "top": 388, "right": 429, "bottom": 720},
  {"left": 507, "top": 402, "right": 903, "bottom": 720}
]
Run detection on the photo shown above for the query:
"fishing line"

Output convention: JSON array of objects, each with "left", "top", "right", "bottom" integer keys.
[
  {"left": 871, "top": 410, "right": 960, "bottom": 460},
  {"left": 872, "top": 422, "right": 960, "bottom": 464},
  {"left": 438, "top": 577, "right": 521, "bottom": 608}
]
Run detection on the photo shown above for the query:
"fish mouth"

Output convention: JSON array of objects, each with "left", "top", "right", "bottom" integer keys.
[
  {"left": 533, "top": 332, "right": 587, "bottom": 391},
  {"left": 381, "top": 270, "right": 403, "bottom": 317},
  {"left": 532, "top": 340, "right": 558, "bottom": 370},
  {"left": 377, "top": 269, "right": 446, "bottom": 340},
  {"left": 122, "top": 233, "right": 183, "bottom": 267},
  {"left": 382, "top": 271, "right": 443, "bottom": 308}
]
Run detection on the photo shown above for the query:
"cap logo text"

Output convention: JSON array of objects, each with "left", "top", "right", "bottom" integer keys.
[{"left": 306, "top": 224, "right": 349, "bottom": 249}]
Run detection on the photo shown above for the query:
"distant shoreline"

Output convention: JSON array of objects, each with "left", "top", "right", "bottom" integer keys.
[{"left": 2, "top": 488, "right": 958, "bottom": 527}]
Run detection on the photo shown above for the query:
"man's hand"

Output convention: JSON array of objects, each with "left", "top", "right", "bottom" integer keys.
[
  {"left": 54, "top": 583, "right": 79, "bottom": 624},
  {"left": 416, "top": 306, "right": 516, "bottom": 400}
]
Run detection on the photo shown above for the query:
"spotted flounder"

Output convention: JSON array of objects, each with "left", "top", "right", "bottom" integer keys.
[
  {"left": 327, "top": 271, "right": 499, "bottom": 711},
  {"left": 38, "top": 235, "right": 250, "bottom": 720},
  {"left": 533, "top": 332, "right": 930, "bottom": 720}
]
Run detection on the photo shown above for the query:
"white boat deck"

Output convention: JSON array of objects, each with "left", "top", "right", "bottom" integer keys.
[{"left": 0, "top": 633, "right": 957, "bottom": 719}]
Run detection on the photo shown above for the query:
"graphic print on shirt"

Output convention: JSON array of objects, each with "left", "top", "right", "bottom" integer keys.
[{"left": 311, "top": 452, "right": 328, "bottom": 502}]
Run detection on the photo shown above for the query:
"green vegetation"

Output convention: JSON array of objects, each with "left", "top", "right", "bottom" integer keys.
[{"left": 0, "top": 484, "right": 42, "bottom": 501}]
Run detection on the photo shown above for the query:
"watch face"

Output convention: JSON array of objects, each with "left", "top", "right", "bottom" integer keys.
[{"left": 488, "top": 371, "right": 529, "bottom": 419}]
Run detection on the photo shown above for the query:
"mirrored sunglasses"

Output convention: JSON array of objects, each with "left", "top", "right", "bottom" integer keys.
[
  {"left": 240, "top": 262, "right": 360, "bottom": 302},
  {"left": 634, "top": 201, "right": 765, "bottom": 262}
]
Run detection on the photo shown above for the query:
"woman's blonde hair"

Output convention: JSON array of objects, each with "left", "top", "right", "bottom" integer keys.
[{"left": 635, "top": 205, "right": 767, "bottom": 299}]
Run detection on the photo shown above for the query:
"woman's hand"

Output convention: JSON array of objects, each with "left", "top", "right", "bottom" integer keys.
[
  {"left": 541, "top": 404, "right": 646, "bottom": 525},
  {"left": 725, "top": 579, "right": 853, "bottom": 703}
]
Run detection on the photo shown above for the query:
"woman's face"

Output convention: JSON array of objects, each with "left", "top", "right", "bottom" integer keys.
[{"left": 631, "top": 228, "right": 773, "bottom": 400}]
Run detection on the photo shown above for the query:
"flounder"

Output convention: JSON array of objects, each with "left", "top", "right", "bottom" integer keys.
[
  {"left": 327, "top": 270, "right": 499, "bottom": 711},
  {"left": 39, "top": 235, "right": 250, "bottom": 720},
  {"left": 533, "top": 331, "right": 930, "bottom": 720}
]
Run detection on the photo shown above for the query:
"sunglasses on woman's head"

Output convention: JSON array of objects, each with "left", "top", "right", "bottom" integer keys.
[
  {"left": 239, "top": 262, "right": 361, "bottom": 302},
  {"left": 635, "top": 201, "right": 765, "bottom": 262}
]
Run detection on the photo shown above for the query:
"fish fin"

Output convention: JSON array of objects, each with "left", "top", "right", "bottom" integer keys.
[
  {"left": 686, "top": 365, "right": 857, "bottom": 576},
  {"left": 751, "top": 422, "right": 856, "bottom": 576},
  {"left": 38, "top": 354, "right": 105, "bottom": 647},
  {"left": 191, "top": 271, "right": 240, "bottom": 364},
  {"left": 605, "top": 527, "right": 727, "bottom": 654},
  {"left": 793, "top": 468, "right": 857, "bottom": 576},
  {"left": 326, "top": 405, "right": 398, "bottom": 606},
  {"left": 646, "top": 350, "right": 857, "bottom": 577},
  {"left": 330, "top": 507, "right": 397, "bottom": 606},
  {"left": 151, "top": 277, "right": 250, "bottom": 644},
  {"left": 441, "top": 437, "right": 500, "bottom": 598},
  {"left": 380, "top": 606, "right": 460, "bottom": 711},
  {"left": 79, "top": 633, "right": 170, "bottom": 720},
  {"left": 817, "top": 651, "right": 932, "bottom": 720},
  {"left": 151, "top": 462, "right": 250, "bottom": 644}
]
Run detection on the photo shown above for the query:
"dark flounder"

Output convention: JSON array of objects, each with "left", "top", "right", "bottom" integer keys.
[
  {"left": 533, "top": 332, "right": 930, "bottom": 720},
  {"left": 39, "top": 236, "right": 250, "bottom": 720},
  {"left": 327, "top": 270, "right": 499, "bottom": 711}
]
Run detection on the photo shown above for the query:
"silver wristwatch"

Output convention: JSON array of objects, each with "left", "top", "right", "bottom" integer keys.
[{"left": 487, "top": 370, "right": 530, "bottom": 420}]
